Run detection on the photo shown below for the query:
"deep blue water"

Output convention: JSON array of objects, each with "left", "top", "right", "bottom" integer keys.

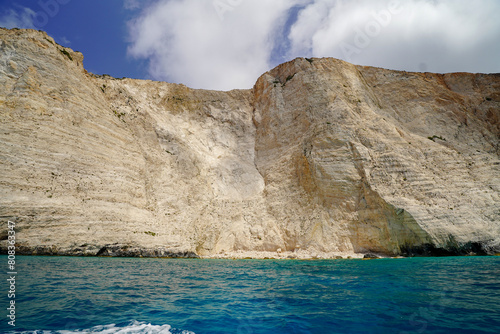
[{"left": 0, "top": 256, "right": 499, "bottom": 334}]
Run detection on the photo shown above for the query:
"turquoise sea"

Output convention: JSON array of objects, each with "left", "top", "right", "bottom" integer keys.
[{"left": 1, "top": 255, "right": 499, "bottom": 333}]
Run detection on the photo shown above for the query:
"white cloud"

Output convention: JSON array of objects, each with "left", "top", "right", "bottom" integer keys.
[
  {"left": 127, "top": 0, "right": 500, "bottom": 90},
  {"left": 0, "top": 7, "right": 36, "bottom": 29},
  {"left": 288, "top": 0, "right": 500, "bottom": 74},
  {"left": 59, "top": 36, "right": 71, "bottom": 46},
  {"left": 124, "top": 0, "right": 142, "bottom": 10},
  {"left": 127, "top": 0, "right": 304, "bottom": 90}
]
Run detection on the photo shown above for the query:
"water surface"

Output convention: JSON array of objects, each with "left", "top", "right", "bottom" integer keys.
[{"left": 1, "top": 256, "right": 499, "bottom": 333}]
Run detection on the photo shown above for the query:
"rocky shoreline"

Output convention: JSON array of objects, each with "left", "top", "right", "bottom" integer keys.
[{"left": 1, "top": 242, "right": 496, "bottom": 259}]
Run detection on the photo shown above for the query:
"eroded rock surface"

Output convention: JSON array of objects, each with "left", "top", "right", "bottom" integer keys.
[{"left": 1, "top": 29, "right": 499, "bottom": 258}]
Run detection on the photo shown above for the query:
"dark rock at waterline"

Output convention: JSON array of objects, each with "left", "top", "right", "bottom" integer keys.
[
  {"left": 363, "top": 253, "right": 380, "bottom": 259},
  {"left": 95, "top": 244, "right": 199, "bottom": 258},
  {"left": 0, "top": 244, "right": 199, "bottom": 258},
  {"left": 399, "top": 241, "right": 490, "bottom": 257}
]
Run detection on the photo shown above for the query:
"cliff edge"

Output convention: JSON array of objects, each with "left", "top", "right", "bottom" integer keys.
[{"left": 1, "top": 28, "right": 499, "bottom": 258}]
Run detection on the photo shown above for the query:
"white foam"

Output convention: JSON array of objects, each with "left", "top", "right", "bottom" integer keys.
[{"left": 21, "top": 320, "right": 194, "bottom": 334}]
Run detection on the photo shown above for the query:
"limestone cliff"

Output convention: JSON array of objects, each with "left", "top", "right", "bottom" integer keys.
[{"left": 1, "top": 28, "right": 499, "bottom": 258}]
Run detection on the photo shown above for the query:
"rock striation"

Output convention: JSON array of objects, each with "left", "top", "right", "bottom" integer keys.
[{"left": 1, "top": 28, "right": 499, "bottom": 258}]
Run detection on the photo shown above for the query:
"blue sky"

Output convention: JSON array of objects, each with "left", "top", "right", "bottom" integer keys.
[
  {"left": 0, "top": 0, "right": 148, "bottom": 79},
  {"left": 1, "top": 0, "right": 500, "bottom": 91}
]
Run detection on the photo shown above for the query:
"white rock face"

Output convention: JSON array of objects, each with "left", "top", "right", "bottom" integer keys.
[{"left": 1, "top": 29, "right": 499, "bottom": 258}]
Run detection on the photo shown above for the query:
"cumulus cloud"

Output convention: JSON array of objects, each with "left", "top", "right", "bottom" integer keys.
[
  {"left": 127, "top": 0, "right": 500, "bottom": 90},
  {"left": 127, "top": 0, "right": 305, "bottom": 90},
  {"left": 288, "top": 0, "right": 500, "bottom": 74},
  {"left": 0, "top": 6, "right": 36, "bottom": 29}
]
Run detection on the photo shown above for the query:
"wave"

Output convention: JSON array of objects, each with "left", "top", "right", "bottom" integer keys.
[{"left": 14, "top": 320, "right": 195, "bottom": 334}]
